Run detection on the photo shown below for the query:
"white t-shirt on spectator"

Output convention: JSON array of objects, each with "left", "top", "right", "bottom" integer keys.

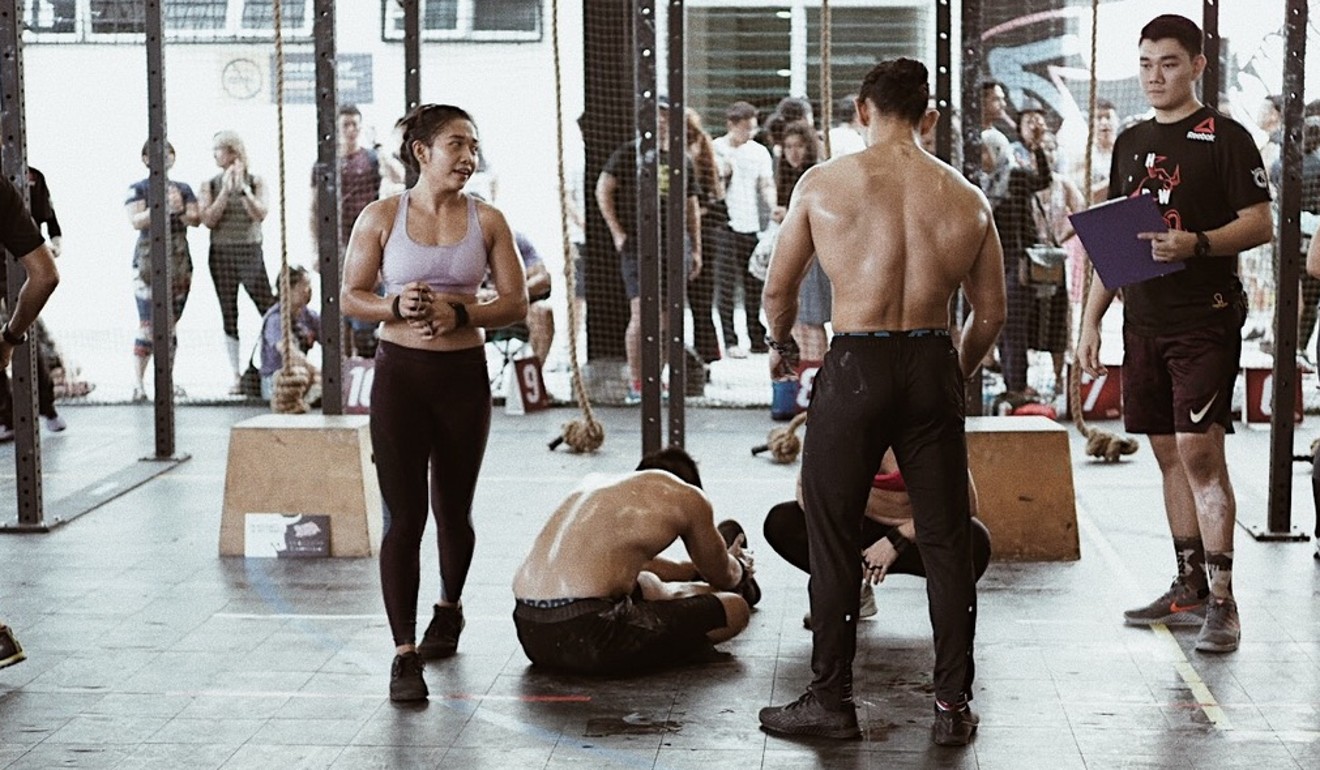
[
  {"left": 713, "top": 135, "right": 773, "bottom": 234},
  {"left": 828, "top": 125, "right": 866, "bottom": 157}
]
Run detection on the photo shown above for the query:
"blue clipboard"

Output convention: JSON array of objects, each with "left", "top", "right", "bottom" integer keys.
[{"left": 1067, "top": 193, "right": 1185, "bottom": 290}]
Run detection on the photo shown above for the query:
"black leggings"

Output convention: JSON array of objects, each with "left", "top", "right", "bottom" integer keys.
[
  {"left": 801, "top": 333, "right": 976, "bottom": 709},
  {"left": 763, "top": 501, "right": 992, "bottom": 581},
  {"left": 999, "top": 263, "right": 1035, "bottom": 393},
  {"left": 716, "top": 229, "right": 766, "bottom": 346},
  {"left": 688, "top": 214, "right": 724, "bottom": 362},
  {"left": 208, "top": 242, "right": 274, "bottom": 339},
  {"left": 371, "top": 341, "right": 491, "bottom": 646}
]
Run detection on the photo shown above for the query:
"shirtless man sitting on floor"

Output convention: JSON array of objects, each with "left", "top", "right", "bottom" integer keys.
[{"left": 512, "top": 447, "right": 758, "bottom": 674}]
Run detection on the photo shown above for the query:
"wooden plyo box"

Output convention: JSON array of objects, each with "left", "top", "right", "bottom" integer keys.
[
  {"left": 966, "top": 415, "right": 1079, "bottom": 562},
  {"left": 220, "top": 414, "right": 381, "bottom": 557}
]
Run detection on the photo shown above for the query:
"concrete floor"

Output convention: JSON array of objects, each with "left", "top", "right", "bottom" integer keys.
[{"left": 1, "top": 403, "right": 1319, "bottom": 769}]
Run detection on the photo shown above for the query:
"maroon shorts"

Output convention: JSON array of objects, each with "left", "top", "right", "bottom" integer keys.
[{"left": 1121, "top": 314, "right": 1242, "bottom": 435}]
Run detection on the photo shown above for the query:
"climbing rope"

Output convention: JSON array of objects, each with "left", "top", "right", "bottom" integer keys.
[
  {"left": 1071, "top": 0, "right": 1137, "bottom": 462},
  {"left": 271, "top": 0, "right": 309, "bottom": 414},
  {"left": 751, "top": 411, "right": 809, "bottom": 464},
  {"left": 820, "top": 0, "right": 832, "bottom": 159},
  {"left": 547, "top": 0, "right": 604, "bottom": 453}
]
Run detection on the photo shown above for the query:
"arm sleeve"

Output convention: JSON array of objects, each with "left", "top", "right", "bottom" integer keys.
[
  {"left": 1107, "top": 135, "right": 1125, "bottom": 200},
  {"left": 259, "top": 310, "right": 282, "bottom": 374},
  {"left": 602, "top": 143, "right": 627, "bottom": 179},
  {"left": 1219, "top": 122, "right": 1274, "bottom": 210},
  {"left": 758, "top": 145, "right": 774, "bottom": 182},
  {"left": 45, "top": 206, "right": 61, "bottom": 239},
  {"left": 177, "top": 182, "right": 197, "bottom": 205},
  {"left": 0, "top": 177, "right": 46, "bottom": 259},
  {"left": 27, "top": 170, "right": 60, "bottom": 238},
  {"left": 125, "top": 181, "right": 146, "bottom": 206}
]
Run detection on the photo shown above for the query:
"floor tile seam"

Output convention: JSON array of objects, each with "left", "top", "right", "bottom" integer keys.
[
  {"left": 114, "top": 742, "right": 244, "bottom": 770},
  {"left": 544, "top": 711, "right": 664, "bottom": 769},
  {"left": 0, "top": 744, "right": 33, "bottom": 770},
  {"left": 218, "top": 742, "right": 347, "bottom": 767}
]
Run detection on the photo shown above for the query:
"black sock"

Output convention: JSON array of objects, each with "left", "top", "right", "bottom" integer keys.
[{"left": 1174, "top": 536, "right": 1208, "bottom": 594}]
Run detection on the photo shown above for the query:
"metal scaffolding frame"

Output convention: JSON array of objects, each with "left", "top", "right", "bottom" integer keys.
[
  {"left": 1, "top": 0, "right": 187, "bottom": 533},
  {"left": 313, "top": 0, "right": 343, "bottom": 414},
  {"left": 635, "top": 0, "right": 663, "bottom": 456},
  {"left": 1255, "top": 0, "right": 1309, "bottom": 541},
  {"left": 144, "top": 0, "right": 182, "bottom": 461},
  {"left": 665, "top": 0, "right": 687, "bottom": 450},
  {"left": 0, "top": 0, "right": 40, "bottom": 528}
]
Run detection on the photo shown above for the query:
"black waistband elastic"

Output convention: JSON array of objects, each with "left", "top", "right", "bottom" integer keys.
[
  {"left": 376, "top": 339, "right": 486, "bottom": 363},
  {"left": 513, "top": 597, "right": 616, "bottom": 623},
  {"left": 835, "top": 328, "right": 949, "bottom": 339},
  {"left": 516, "top": 597, "right": 585, "bottom": 609}
]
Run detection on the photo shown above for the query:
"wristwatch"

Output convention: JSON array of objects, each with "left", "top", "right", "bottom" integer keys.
[
  {"left": 1193, "top": 231, "right": 1211, "bottom": 259},
  {"left": 764, "top": 334, "right": 800, "bottom": 362},
  {"left": 448, "top": 302, "right": 469, "bottom": 328},
  {"left": 1, "top": 323, "right": 26, "bottom": 346}
]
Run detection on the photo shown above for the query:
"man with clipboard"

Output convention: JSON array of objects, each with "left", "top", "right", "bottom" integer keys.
[{"left": 1077, "top": 14, "right": 1272, "bottom": 654}]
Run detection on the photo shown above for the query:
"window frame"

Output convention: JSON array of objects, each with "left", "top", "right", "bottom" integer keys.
[
  {"left": 379, "top": 0, "right": 543, "bottom": 44},
  {"left": 21, "top": 0, "right": 313, "bottom": 44}
]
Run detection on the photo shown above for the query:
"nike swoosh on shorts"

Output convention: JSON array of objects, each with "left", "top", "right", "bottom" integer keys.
[{"left": 1190, "top": 393, "right": 1218, "bottom": 424}]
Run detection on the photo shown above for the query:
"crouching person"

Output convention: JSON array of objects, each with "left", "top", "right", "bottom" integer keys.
[{"left": 512, "top": 447, "right": 758, "bottom": 674}]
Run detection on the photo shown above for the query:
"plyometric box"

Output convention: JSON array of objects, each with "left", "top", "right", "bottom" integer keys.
[
  {"left": 966, "top": 415, "right": 1079, "bottom": 562},
  {"left": 220, "top": 414, "right": 382, "bottom": 557}
]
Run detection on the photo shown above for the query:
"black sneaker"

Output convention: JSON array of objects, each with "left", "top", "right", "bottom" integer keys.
[
  {"left": 1195, "top": 595, "right": 1240, "bottom": 653},
  {"left": 0, "top": 625, "right": 26, "bottom": 670},
  {"left": 716, "top": 519, "right": 761, "bottom": 607},
  {"left": 389, "top": 651, "right": 427, "bottom": 702},
  {"left": 417, "top": 604, "right": 464, "bottom": 660},
  {"left": 758, "top": 691, "right": 861, "bottom": 739},
  {"left": 1122, "top": 580, "right": 1207, "bottom": 627},
  {"left": 932, "top": 702, "right": 979, "bottom": 746}
]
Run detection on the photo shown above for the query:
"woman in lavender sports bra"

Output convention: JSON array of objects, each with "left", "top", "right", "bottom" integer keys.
[{"left": 341, "top": 104, "right": 527, "bottom": 703}]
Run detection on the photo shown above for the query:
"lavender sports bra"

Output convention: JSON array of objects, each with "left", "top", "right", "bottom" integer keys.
[{"left": 380, "top": 191, "right": 487, "bottom": 296}]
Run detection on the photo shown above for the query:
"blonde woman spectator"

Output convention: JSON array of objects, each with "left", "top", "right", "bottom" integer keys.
[{"left": 200, "top": 130, "right": 275, "bottom": 394}]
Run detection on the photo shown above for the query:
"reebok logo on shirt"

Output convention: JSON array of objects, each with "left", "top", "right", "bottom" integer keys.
[{"left": 1187, "top": 117, "right": 1216, "bottom": 142}]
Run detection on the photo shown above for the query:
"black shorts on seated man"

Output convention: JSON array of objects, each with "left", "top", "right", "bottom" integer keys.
[{"left": 512, "top": 447, "right": 756, "bottom": 674}]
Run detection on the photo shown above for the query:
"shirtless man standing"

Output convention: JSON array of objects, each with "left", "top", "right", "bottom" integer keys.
[
  {"left": 756, "top": 58, "right": 1006, "bottom": 745},
  {"left": 512, "top": 448, "right": 756, "bottom": 674}
]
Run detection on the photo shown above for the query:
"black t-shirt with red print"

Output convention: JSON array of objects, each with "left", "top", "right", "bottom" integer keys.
[{"left": 1108, "top": 106, "right": 1272, "bottom": 335}]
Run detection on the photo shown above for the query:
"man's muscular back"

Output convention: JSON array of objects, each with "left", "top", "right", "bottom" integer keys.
[
  {"left": 791, "top": 144, "right": 997, "bottom": 333},
  {"left": 513, "top": 471, "right": 716, "bottom": 601}
]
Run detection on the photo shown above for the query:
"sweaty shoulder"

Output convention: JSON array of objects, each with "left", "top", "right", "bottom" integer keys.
[
  {"left": 626, "top": 470, "right": 709, "bottom": 514},
  {"left": 629, "top": 469, "right": 701, "bottom": 494},
  {"left": 361, "top": 194, "right": 400, "bottom": 229},
  {"left": 472, "top": 195, "right": 505, "bottom": 235}
]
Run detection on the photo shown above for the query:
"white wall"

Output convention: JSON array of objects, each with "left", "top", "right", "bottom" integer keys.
[{"left": 23, "top": 0, "right": 584, "bottom": 397}]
